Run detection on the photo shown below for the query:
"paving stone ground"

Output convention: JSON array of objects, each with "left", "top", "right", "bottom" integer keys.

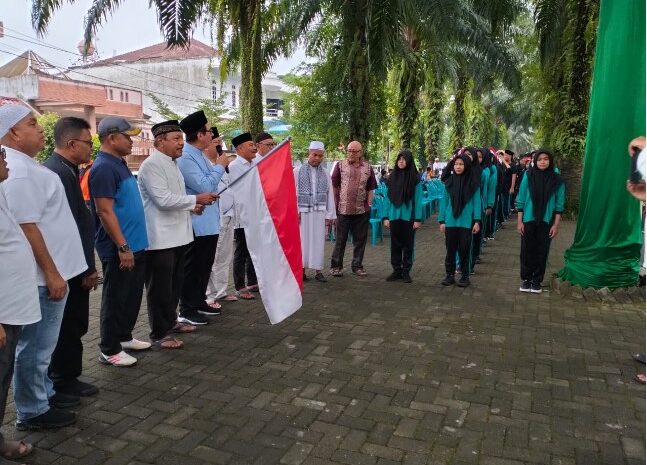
[{"left": 3, "top": 218, "right": 645, "bottom": 465}]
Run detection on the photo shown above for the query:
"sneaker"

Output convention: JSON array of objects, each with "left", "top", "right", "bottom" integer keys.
[
  {"left": 178, "top": 312, "right": 209, "bottom": 325},
  {"left": 198, "top": 304, "right": 221, "bottom": 316},
  {"left": 16, "top": 408, "right": 76, "bottom": 431},
  {"left": 54, "top": 379, "right": 99, "bottom": 397},
  {"left": 121, "top": 339, "right": 151, "bottom": 351},
  {"left": 99, "top": 351, "right": 137, "bottom": 367},
  {"left": 402, "top": 272, "right": 412, "bottom": 283},
  {"left": 386, "top": 271, "right": 402, "bottom": 282},
  {"left": 530, "top": 282, "right": 542, "bottom": 293},
  {"left": 519, "top": 280, "right": 531, "bottom": 292},
  {"left": 49, "top": 392, "right": 80, "bottom": 409},
  {"left": 441, "top": 274, "right": 455, "bottom": 286},
  {"left": 457, "top": 275, "right": 470, "bottom": 287}
]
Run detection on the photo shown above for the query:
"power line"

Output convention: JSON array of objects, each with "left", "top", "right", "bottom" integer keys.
[
  {"left": 0, "top": 47, "right": 206, "bottom": 106},
  {"left": 1, "top": 28, "right": 221, "bottom": 92}
]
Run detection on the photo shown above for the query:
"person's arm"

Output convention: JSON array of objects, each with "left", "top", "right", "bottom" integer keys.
[
  {"left": 412, "top": 183, "right": 423, "bottom": 230},
  {"left": 549, "top": 183, "right": 566, "bottom": 238},
  {"left": 325, "top": 174, "right": 337, "bottom": 221},
  {"left": 366, "top": 168, "right": 377, "bottom": 207},
  {"left": 177, "top": 154, "right": 225, "bottom": 194},
  {"left": 20, "top": 224, "right": 67, "bottom": 300},
  {"left": 487, "top": 168, "right": 497, "bottom": 207},
  {"left": 516, "top": 176, "right": 528, "bottom": 235},
  {"left": 510, "top": 173, "right": 517, "bottom": 194},
  {"left": 331, "top": 163, "right": 341, "bottom": 209},
  {"left": 94, "top": 197, "right": 134, "bottom": 271},
  {"left": 139, "top": 163, "right": 198, "bottom": 211}
]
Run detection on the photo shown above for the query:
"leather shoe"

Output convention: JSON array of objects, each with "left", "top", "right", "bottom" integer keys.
[
  {"left": 49, "top": 392, "right": 80, "bottom": 408},
  {"left": 314, "top": 272, "right": 327, "bottom": 283},
  {"left": 54, "top": 379, "right": 99, "bottom": 397},
  {"left": 16, "top": 408, "right": 76, "bottom": 431}
]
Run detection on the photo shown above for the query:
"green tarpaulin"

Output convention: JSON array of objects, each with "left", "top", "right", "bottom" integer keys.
[{"left": 558, "top": 0, "right": 645, "bottom": 288}]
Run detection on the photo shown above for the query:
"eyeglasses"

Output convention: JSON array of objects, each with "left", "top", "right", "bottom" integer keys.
[
  {"left": 69, "top": 139, "right": 94, "bottom": 147},
  {"left": 258, "top": 141, "right": 276, "bottom": 147},
  {"left": 0, "top": 147, "right": 5, "bottom": 160}
]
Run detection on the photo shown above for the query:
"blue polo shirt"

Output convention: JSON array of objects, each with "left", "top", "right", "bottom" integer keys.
[{"left": 89, "top": 151, "right": 148, "bottom": 259}]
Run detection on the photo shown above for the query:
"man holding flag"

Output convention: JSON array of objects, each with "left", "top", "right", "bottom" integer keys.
[{"left": 227, "top": 134, "right": 303, "bottom": 324}]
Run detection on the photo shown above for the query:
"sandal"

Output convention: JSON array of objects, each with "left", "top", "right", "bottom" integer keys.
[
  {"left": 246, "top": 284, "right": 259, "bottom": 293},
  {"left": 635, "top": 373, "right": 646, "bottom": 385},
  {"left": 0, "top": 439, "right": 33, "bottom": 459},
  {"left": 170, "top": 322, "right": 196, "bottom": 334},
  {"left": 236, "top": 290, "right": 255, "bottom": 300},
  {"left": 206, "top": 301, "right": 222, "bottom": 310},
  {"left": 219, "top": 294, "right": 238, "bottom": 302},
  {"left": 151, "top": 336, "right": 184, "bottom": 351},
  {"left": 330, "top": 268, "right": 343, "bottom": 277},
  {"left": 352, "top": 268, "right": 368, "bottom": 277}
]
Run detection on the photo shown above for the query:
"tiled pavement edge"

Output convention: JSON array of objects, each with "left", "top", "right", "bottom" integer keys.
[{"left": 3, "top": 218, "right": 645, "bottom": 465}]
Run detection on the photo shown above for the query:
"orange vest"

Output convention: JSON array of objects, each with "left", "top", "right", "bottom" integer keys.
[{"left": 79, "top": 161, "right": 93, "bottom": 202}]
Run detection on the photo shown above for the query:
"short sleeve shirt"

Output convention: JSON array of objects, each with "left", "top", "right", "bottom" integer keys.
[
  {"left": 0, "top": 191, "right": 41, "bottom": 325},
  {"left": 1, "top": 148, "right": 87, "bottom": 285},
  {"left": 90, "top": 151, "right": 148, "bottom": 259}
]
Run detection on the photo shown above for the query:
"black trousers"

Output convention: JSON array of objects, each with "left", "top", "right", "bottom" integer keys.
[
  {"left": 331, "top": 212, "right": 370, "bottom": 271},
  {"left": 520, "top": 222, "right": 551, "bottom": 283},
  {"left": 233, "top": 228, "right": 257, "bottom": 291},
  {"left": 445, "top": 227, "right": 471, "bottom": 275},
  {"left": 483, "top": 209, "right": 494, "bottom": 237},
  {"left": 471, "top": 226, "right": 482, "bottom": 266},
  {"left": 180, "top": 235, "right": 218, "bottom": 315},
  {"left": 0, "top": 325, "right": 20, "bottom": 442},
  {"left": 146, "top": 245, "right": 186, "bottom": 340},
  {"left": 497, "top": 194, "right": 505, "bottom": 224},
  {"left": 49, "top": 274, "right": 89, "bottom": 383},
  {"left": 390, "top": 220, "right": 415, "bottom": 273},
  {"left": 502, "top": 192, "right": 511, "bottom": 217},
  {"left": 99, "top": 252, "right": 146, "bottom": 356}
]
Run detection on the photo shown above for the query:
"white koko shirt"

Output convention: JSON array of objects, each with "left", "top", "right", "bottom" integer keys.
[{"left": 137, "top": 149, "right": 196, "bottom": 250}]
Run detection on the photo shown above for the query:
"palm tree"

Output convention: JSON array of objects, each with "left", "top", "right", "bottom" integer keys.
[{"left": 31, "top": 0, "right": 295, "bottom": 136}]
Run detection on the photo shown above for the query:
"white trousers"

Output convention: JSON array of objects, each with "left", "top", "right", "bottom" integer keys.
[{"left": 206, "top": 215, "right": 235, "bottom": 302}]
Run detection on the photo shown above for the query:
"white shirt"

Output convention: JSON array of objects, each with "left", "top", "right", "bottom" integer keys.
[
  {"left": 221, "top": 155, "right": 255, "bottom": 228},
  {"left": 137, "top": 149, "right": 196, "bottom": 250},
  {"left": 0, "top": 191, "right": 41, "bottom": 325},
  {"left": 1, "top": 148, "right": 87, "bottom": 285},
  {"left": 294, "top": 164, "right": 337, "bottom": 219}
]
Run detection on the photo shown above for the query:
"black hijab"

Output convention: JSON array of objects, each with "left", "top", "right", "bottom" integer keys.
[
  {"left": 444, "top": 153, "right": 479, "bottom": 218},
  {"left": 387, "top": 149, "right": 419, "bottom": 207},
  {"left": 463, "top": 147, "right": 482, "bottom": 186},
  {"left": 480, "top": 148, "right": 494, "bottom": 170},
  {"left": 527, "top": 149, "right": 563, "bottom": 224}
]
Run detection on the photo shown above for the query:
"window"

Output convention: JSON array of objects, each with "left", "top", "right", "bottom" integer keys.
[
  {"left": 211, "top": 84, "right": 218, "bottom": 101},
  {"left": 109, "top": 89, "right": 113, "bottom": 100},
  {"left": 231, "top": 84, "right": 236, "bottom": 107},
  {"left": 124, "top": 92, "right": 129, "bottom": 103},
  {"left": 120, "top": 91, "right": 124, "bottom": 102}
]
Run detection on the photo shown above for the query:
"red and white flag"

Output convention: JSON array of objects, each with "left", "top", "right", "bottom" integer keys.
[{"left": 229, "top": 140, "right": 303, "bottom": 324}]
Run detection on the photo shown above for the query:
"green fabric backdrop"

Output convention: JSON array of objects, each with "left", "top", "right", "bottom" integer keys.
[{"left": 558, "top": 0, "right": 646, "bottom": 288}]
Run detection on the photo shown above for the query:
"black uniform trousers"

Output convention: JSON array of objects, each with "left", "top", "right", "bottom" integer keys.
[
  {"left": 330, "top": 212, "right": 370, "bottom": 271},
  {"left": 99, "top": 252, "right": 146, "bottom": 356},
  {"left": 444, "top": 227, "right": 471, "bottom": 275},
  {"left": 390, "top": 220, "right": 415, "bottom": 273},
  {"left": 145, "top": 245, "right": 187, "bottom": 340},
  {"left": 180, "top": 234, "right": 218, "bottom": 316},
  {"left": 233, "top": 228, "right": 257, "bottom": 291},
  {"left": 49, "top": 274, "right": 89, "bottom": 384},
  {"left": 0, "top": 325, "right": 21, "bottom": 442},
  {"left": 520, "top": 221, "right": 552, "bottom": 283}
]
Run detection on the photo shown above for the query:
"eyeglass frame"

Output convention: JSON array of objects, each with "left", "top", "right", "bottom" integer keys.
[
  {"left": 68, "top": 138, "right": 94, "bottom": 148},
  {"left": 0, "top": 147, "right": 5, "bottom": 160}
]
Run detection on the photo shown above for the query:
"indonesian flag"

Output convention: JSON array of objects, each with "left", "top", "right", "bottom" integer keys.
[{"left": 229, "top": 139, "right": 303, "bottom": 324}]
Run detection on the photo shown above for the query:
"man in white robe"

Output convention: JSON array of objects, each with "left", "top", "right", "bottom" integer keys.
[{"left": 294, "top": 141, "right": 336, "bottom": 282}]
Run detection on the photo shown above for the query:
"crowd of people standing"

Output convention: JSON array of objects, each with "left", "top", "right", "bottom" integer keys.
[{"left": 0, "top": 101, "right": 565, "bottom": 463}]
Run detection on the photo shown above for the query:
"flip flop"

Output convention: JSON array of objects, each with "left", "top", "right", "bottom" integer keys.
[
  {"left": 246, "top": 284, "right": 259, "bottom": 293},
  {"left": 151, "top": 336, "right": 184, "bottom": 351},
  {"left": 236, "top": 290, "right": 255, "bottom": 300},
  {"left": 169, "top": 322, "right": 196, "bottom": 334},
  {"left": 0, "top": 439, "right": 33, "bottom": 459},
  {"left": 634, "top": 373, "right": 646, "bottom": 385},
  {"left": 206, "top": 301, "right": 222, "bottom": 310},
  {"left": 219, "top": 294, "right": 238, "bottom": 302}
]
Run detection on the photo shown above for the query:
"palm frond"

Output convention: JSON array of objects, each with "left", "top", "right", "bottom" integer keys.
[
  {"left": 83, "top": 0, "right": 125, "bottom": 47},
  {"left": 150, "top": 0, "right": 206, "bottom": 47},
  {"left": 32, "top": 0, "right": 74, "bottom": 36},
  {"left": 534, "top": 0, "right": 567, "bottom": 68}
]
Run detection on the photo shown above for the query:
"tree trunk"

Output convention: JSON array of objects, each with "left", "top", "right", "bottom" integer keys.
[
  {"left": 239, "top": 0, "right": 264, "bottom": 136},
  {"left": 451, "top": 69, "right": 468, "bottom": 149},
  {"left": 397, "top": 59, "right": 420, "bottom": 150},
  {"left": 425, "top": 74, "right": 444, "bottom": 162},
  {"left": 345, "top": 0, "right": 371, "bottom": 144}
]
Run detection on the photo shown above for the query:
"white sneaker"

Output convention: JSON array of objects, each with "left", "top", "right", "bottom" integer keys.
[
  {"left": 100, "top": 351, "right": 137, "bottom": 367},
  {"left": 121, "top": 339, "right": 152, "bottom": 351}
]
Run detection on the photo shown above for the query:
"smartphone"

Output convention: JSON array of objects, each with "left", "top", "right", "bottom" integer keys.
[
  {"left": 216, "top": 144, "right": 223, "bottom": 155},
  {"left": 630, "top": 146, "right": 642, "bottom": 183}
]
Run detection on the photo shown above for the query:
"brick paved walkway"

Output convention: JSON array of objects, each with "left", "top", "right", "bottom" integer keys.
[{"left": 4, "top": 219, "right": 645, "bottom": 465}]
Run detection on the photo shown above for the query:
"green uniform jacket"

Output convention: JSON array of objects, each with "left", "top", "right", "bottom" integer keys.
[
  {"left": 382, "top": 182, "right": 424, "bottom": 222},
  {"left": 438, "top": 186, "right": 482, "bottom": 228},
  {"left": 515, "top": 174, "right": 565, "bottom": 224},
  {"left": 486, "top": 166, "right": 497, "bottom": 208}
]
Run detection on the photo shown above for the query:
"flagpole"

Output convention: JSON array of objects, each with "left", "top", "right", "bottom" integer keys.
[{"left": 217, "top": 136, "right": 291, "bottom": 196}]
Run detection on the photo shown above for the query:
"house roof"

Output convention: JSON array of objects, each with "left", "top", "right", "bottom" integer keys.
[
  {"left": 0, "top": 50, "right": 58, "bottom": 78},
  {"left": 79, "top": 39, "right": 218, "bottom": 67}
]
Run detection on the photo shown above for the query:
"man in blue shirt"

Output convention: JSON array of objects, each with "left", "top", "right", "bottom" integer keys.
[
  {"left": 177, "top": 111, "right": 229, "bottom": 325},
  {"left": 90, "top": 117, "right": 149, "bottom": 367}
]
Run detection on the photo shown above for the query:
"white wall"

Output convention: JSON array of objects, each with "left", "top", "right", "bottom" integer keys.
[{"left": 0, "top": 75, "right": 39, "bottom": 100}]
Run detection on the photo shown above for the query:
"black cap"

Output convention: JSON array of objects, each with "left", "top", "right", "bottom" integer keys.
[
  {"left": 254, "top": 132, "right": 273, "bottom": 143},
  {"left": 211, "top": 127, "right": 220, "bottom": 138},
  {"left": 232, "top": 132, "right": 253, "bottom": 148},
  {"left": 151, "top": 120, "right": 181, "bottom": 137},
  {"left": 179, "top": 110, "right": 208, "bottom": 135},
  {"left": 504, "top": 149, "right": 515, "bottom": 156}
]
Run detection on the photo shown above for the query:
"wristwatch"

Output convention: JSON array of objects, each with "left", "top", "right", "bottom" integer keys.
[{"left": 118, "top": 243, "right": 131, "bottom": 253}]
